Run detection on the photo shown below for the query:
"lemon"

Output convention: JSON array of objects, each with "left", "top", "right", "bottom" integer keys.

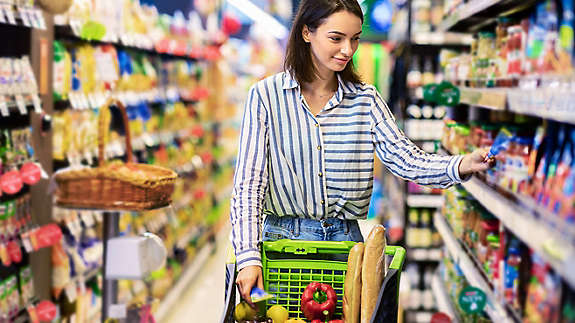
[
  {"left": 234, "top": 301, "right": 257, "bottom": 321},
  {"left": 266, "top": 305, "right": 289, "bottom": 323}
]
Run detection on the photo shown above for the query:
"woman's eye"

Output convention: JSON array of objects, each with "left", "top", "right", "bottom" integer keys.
[
  {"left": 353, "top": 37, "right": 361, "bottom": 41},
  {"left": 329, "top": 37, "right": 341, "bottom": 41}
]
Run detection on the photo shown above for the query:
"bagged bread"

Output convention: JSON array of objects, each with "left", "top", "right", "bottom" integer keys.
[
  {"left": 361, "top": 225, "right": 387, "bottom": 323},
  {"left": 343, "top": 242, "right": 364, "bottom": 323}
]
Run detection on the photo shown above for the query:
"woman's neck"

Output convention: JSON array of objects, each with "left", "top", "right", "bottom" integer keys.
[{"left": 302, "top": 73, "right": 338, "bottom": 94}]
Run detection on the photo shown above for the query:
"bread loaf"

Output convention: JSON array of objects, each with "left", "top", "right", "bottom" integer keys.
[
  {"left": 361, "top": 225, "right": 387, "bottom": 323},
  {"left": 343, "top": 242, "right": 364, "bottom": 323}
]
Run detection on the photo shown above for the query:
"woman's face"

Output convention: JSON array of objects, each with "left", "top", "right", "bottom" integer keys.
[{"left": 303, "top": 10, "right": 362, "bottom": 77}]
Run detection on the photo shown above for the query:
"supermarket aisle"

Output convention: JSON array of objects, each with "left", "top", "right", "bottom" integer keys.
[{"left": 162, "top": 226, "right": 230, "bottom": 323}]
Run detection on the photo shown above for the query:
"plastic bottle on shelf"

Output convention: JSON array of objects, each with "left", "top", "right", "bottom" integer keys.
[
  {"left": 501, "top": 136, "right": 519, "bottom": 190},
  {"left": 513, "top": 136, "right": 533, "bottom": 194},
  {"left": 422, "top": 266, "right": 435, "bottom": 310},
  {"left": 407, "top": 208, "right": 420, "bottom": 248},
  {"left": 420, "top": 209, "right": 432, "bottom": 248},
  {"left": 407, "top": 56, "right": 422, "bottom": 89},
  {"left": 504, "top": 239, "right": 522, "bottom": 310},
  {"left": 407, "top": 103, "right": 422, "bottom": 119},
  {"left": 406, "top": 263, "right": 422, "bottom": 309},
  {"left": 421, "top": 104, "right": 434, "bottom": 119},
  {"left": 478, "top": 218, "right": 499, "bottom": 265},
  {"left": 422, "top": 56, "right": 435, "bottom": 86},
  {"left": 560, "top": 129, "right": 575, "bottom": 221}
]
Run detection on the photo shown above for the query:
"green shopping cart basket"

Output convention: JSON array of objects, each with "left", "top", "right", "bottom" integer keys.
[{"left": 220, "top": 240, "right": 406, "bottom": 323}]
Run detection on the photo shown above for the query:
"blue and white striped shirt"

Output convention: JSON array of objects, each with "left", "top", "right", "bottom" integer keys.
[{"left": 230, "top": 72, "right": 465, "bottom": 269}]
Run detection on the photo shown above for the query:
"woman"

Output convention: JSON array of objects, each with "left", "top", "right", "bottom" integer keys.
[{"left": 230, "top": 0, "right": 492, "bottom": 305}]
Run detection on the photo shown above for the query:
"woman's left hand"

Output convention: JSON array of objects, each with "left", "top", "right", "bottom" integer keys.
[{"left": 459, "top": 148, "right": 495, "bottom": 177}]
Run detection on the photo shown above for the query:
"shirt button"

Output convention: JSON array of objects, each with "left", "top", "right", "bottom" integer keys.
[
  {"left": 321, "top": 200, "right": 325, "bottom": 205},
  {"left": 317, "top": 146, "right": 321, "bottom": 150},
  {"left": 318, "top": 172, "right": 323, "bottom": 177}
]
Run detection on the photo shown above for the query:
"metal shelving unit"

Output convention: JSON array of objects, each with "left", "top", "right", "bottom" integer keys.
[
  {"left": 434, "top": 214, "right": 519, "bottom": 323},
  {"left": 438, "top": 0, "right": 538, "bottom": 32}
]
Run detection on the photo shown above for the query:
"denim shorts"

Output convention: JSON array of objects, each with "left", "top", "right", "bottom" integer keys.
[{"left": 262, "top": 213, "right": 364, "bottom": 243}]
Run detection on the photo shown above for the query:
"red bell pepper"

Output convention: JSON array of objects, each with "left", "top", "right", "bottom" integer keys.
[
  {"left": 301, "top": 282, "right": 337, "bottom": 320},
  {"left": 311, "top": 317, "right": 343, "bottom": 323}
]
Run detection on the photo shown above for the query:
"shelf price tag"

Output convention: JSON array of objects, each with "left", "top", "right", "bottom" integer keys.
[
  {"left": 0, "top": 6, "right": 6, "bottom": 24},
  {"left": 32, "top": 94, "right": 42, "bottom": 114},
  {"left": 3, "top": 5, "right": 16, "bottom": 25},
  {"left": 19, "top": 7, "right": 31, "bottom": 27},
  {"left": 15, "top": 94, "right": 27, "bottom": 115},
  {"left": 29, "top": 8, "right": 40, "bottom": 29},
  {"left": 0, "top": 96, "right": 9, "bottom": 117},
  {"left": 38, "top": 10, "right": 46, "bottom": 30},
  {"left": 70, "top": 20, "right": 82, "bottom": 36},
  {"left": 458, "top": 286, "right": 487, "bottom": 314},
  {"left": 65, "top": 282, "right": 78, "bottom": 302}
]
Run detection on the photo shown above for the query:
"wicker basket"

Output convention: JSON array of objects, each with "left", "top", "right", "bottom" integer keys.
[{"left": 55, "top": 98, "right": 177, "bottom": 211}]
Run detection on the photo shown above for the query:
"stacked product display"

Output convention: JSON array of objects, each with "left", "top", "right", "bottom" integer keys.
[
  {"left": 393, "top": 0, "right": 575, "bottom": 322},
  {"left": 53, "top": 0, "right": 225, "bottom": 56},
  {"left": 0, "top": 0, "right": 245, "bottom": 321}
]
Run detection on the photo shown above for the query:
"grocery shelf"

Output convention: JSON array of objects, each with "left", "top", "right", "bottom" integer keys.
[
  {"left": 411, "top": 32, "right": 473, "bottom": 46},
  {"left": 55, "top": 25, "right": 198, "bottom": 60},
  {"left": 442, "top": 86, "right": 575, "bottom": 125},
  {"left": 54, "top": 89, "right": 197, "bottom": 111},
  {"left": 0, "top": 95, "right": 42, "bottom": 117},
  {"left": 507, "top": 87, "right": 575, "bottom": 125},
  {"left": 458, "top": 87, "right": 507, "bottom": 110},
  {"left": 408, "top": 248, "right": 443, "bottom": 262},
  {"left": 438, "top": 0, "right": 537, "bottom": 33},
  {"left": 431, "top": 273, "right": 461, "bottom": 322},
  {"left": 434, "top": 213, "right": 517, "bottom": 323},
  {"left": 461, "top": 177, "right": 575, "bottom": 289},
  {"left": 407, "top": 194, "right": 444, "bottom": 208},
  {"left": 0, "top": 6, "right": 46, "bottom": 30}
]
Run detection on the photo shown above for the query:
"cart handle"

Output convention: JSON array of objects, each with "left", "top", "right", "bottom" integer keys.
[
  {"left": 263, "top": 240, "right": 357, "bottom": 255},
  {"left": 384, "top": 245, "right": 406, "bottom": 270},
  {"left": 228, "top": 242, "right": 406, "bottom": 268}
]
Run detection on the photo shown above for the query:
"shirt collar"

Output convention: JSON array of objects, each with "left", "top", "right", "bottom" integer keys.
[
  {"left": 282, "top": 71, "right": 358, "bottom": 94},
  {"left": 282, "top": 72, "right": 298, "bottom": 90}
]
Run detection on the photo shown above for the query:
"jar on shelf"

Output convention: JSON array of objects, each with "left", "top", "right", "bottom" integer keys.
[
  {"left": 454, "top": 124, "right": 470, "bottom": 154},
  {"left": 477, "top": 32, "right": 496, "bottom": 87}
]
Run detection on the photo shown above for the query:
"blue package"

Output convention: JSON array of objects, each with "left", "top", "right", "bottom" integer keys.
[
  {"left": 250, "top": 287, "right": 273, "bottom": 303},
  {"left": 487, "top": 128, "right": 513, "bottom": 159}
]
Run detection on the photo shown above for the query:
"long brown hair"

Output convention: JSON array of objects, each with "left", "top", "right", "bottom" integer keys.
[{"left": 284, "top": 0, "right": 364, "bottom": 85}]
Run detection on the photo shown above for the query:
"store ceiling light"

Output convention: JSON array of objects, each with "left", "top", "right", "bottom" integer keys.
[{"left": 227, "top": 0, "right": 288, "bottom": 39}]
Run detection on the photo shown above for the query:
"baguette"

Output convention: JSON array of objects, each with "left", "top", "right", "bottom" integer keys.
[
  {"left": 361, "top": 225, "right": 387, "bottom": 323},
  {"left": 343, "top": 242, "right": 364, "bottom": 323}
]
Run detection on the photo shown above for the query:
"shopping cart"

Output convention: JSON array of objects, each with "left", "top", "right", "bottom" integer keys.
[{"left": 220, "top": 240, "right": 406, "bottom": 323}]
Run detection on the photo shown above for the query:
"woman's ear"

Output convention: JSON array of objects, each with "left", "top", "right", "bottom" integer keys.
[{"left": 302, "top": 25, "right": 311, "bottom": 43}]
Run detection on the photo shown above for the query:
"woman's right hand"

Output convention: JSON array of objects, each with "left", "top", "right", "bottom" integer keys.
[{"left": 236, "top": 265, "right": 264, "bottom": 308}]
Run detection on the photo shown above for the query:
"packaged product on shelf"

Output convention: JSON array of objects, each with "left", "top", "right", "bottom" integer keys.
[
  {"left": 19, "top": 266, "right": 34, "bottom": 306},
  {"left": 548, "top": 127, "right": 574, "bottom": 213},
  {"left": 412, "top": 0, "right": 431, "bottom": 33},
  {"left": 524, "top": 253, "right": 563, "bottom": 323},
  {"left": 503, "top": 238, "right": 522, "bottom": 311},
  {"left": 562, "top": 287, "right": 575, "bottom": 323},
  {"left": 5, "top": 276, "right": 19, "bottom": 318}
]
